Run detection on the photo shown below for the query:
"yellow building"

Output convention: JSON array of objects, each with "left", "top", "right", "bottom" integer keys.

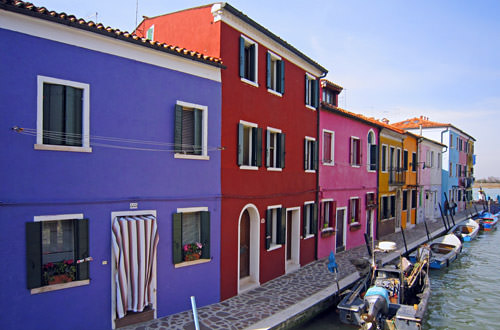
[
  {"left": 401, "top": 132, "right": 419, "bottom": 229},
  {"left": 378, "top": 124, "right": 405, "bottom": 237}
]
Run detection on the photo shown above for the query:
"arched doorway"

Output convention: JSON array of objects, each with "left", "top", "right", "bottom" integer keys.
[{"left": 238, "top": 204, "right": 260, "bottom": 294}]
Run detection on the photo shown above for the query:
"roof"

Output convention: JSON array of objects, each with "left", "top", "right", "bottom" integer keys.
[
  {"left": 392, "top": 116, "right": 475, "bottom": 141},
  {"left": 321, "top": 79, "right": 343, "bottom": 92},
  {"left": 220, "top": 3, "right": 327, "bottom": 74},
  {"left": 320, "top": 102, "right": 405, "bottom": 134},
  {"left": 0, "top": 0, "right": 224, "bottom": 68}
]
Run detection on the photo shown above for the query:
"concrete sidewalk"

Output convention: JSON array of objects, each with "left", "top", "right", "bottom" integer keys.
[{"left": 124, "top": 210, "right": 472, "bottom": 330}]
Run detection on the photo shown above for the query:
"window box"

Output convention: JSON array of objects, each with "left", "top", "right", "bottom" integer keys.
[
  {"left": 349, "top": 222, "right": 361, "bottom": 231},
  {"left": 321, "top": 227, "right": 335, "bottom": 238}
]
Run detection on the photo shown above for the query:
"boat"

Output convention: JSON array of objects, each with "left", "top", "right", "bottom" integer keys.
[
  {"left": 338, "top": 244, "right": 431, "bottom": 330},
  {"left": 449, "top": 218, "right": 480, "bottom": 241},
  {"left": 426, "top": 233, "right": 462, "bottom": 269},
  {"left": 474, "top": 212, "right": 499, "bottom": 231}
]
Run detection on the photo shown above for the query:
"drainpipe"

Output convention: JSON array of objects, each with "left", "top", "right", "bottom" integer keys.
[{"left": 376, "top": 127, "right": 381, "bottom": 240}]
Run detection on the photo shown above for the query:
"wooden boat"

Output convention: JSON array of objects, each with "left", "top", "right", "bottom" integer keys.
[
  {"left": 474, "top": 212, "right": 499, "bottom": 231},
  {"left": 449, "top": 218, "right": 480, "bottom": 242},
  {"left": 338, "top": 245, "right": 431, "bottom": 330},
  {"left": 427, "top": 233, "right": 462, "bottom": 269}
]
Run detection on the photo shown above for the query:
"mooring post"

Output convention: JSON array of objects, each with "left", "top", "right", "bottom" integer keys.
[
  {"left": 400, "top": 227, "right": 409, "bottom": 257},
  {"left": 449, "top": 210, "right": 456, "bottom": 226},
  {"left": 190, "top": 296, "right": 200, "bottom": 330},
  {"left": 438, "top": 202, "right": 448, "bottom": 231},
  {"left": 423, "top": 220, "right": 430, "bottom": 241},
  {"left": 364, "top": 233, "right": 372, "bottom": 258}
]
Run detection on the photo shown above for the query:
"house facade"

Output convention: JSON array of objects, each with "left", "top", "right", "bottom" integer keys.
[
  {"left": 377, "top": 124, "right": 406, "bottom": 236},
  {"left": 318, "top": 80, "right": 379, "bottom": 256},
  {"left": 0, "top": 2, "right": 223, "bottom": 329},
  {"left": 136, "top": 3, "right": 328, "bottom": 300},
  {"left": 400, "top": 132, "right": 418, "bottom": 229},
  {"left": 393, "top": 117, "right": 475, "bottom": 212},
  {"left": 416, "top": 137, "right": 445, "bottom": 222}
]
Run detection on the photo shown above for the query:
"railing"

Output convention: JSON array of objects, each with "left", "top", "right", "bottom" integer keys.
[{"left": 389, "top": 167, "right": 405, "bottom": 185}]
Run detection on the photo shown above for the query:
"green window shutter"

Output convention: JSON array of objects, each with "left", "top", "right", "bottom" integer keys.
[
  {"left": 194, "top": 109, "right": 202, "bottom": 155},
  {"left": 265, "top": 209, "right": 272, "bottom": 250},
  {"left": 200, "top": 211, "right": 210, "bottom": 259},
  {"left": 237, "top": 123, "right": 244, "bottom": 166},
  {"left": 43, "top": 83, "right": 65, "bottom": 146},
  {"left": 370, "top": 144, "right": 378, "bottom": 171},
  {"left": 403, "top": 150, "right": 409, "bottom": 171},
  {"left": 277, "top": 208, "right": 286, "bottom": 245},
  {"left": 313, "top": 140, "right": 319, "bottom": 170},
  {"left": 313, "top": 79, "right": 319, "bottom": 108},
  {"left": 265, "top": 129, "right": 271, "bottom": 167},
  {"left": 278, "top": 133, "right": 286, "bottom": 169},
  {"left": 249, "top": 44, "right": 256, "bottom": 81},
  {"left": 280, "top": 60, "right": 285, "bottom": 94},
  {"left": 26, "top": 222, "right": 42, "bottom": 289},
  {"left": 172, "top": 213, "right": 183, "bottom": 264},
  {"left": 253, "top": 127, "right": 262, "bottom": 167},
  {"left": 312, "top": 203, "right": 318, "bottom": 235},
  {"left": 65, "top": 86, "right": 83, "bottom": 147},
  {"left": 76, "top": 219, "right": 89, "bottom": 281},
  {"left": 266, "top": 52, "right": 271, "bottom": 89},
  {"left": 239, "top": 36, "right": 245, "bottom": 78},
  {"left": 174, "top": 105, "right": 183, "bottom": 153},
  {"left": 305, "top": 75, "right": 309, "bottom": 104}
]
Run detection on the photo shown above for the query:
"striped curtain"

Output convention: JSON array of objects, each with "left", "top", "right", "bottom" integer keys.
[{"left": 112, "top": 215, "right": 159, "bottom": 319}]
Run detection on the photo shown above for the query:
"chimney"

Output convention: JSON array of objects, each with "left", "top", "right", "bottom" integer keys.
[{"left": 382, "top": 118, "right": 389, "bottom": 124}]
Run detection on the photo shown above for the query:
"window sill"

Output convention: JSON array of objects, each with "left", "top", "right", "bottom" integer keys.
[
  {"left": 349, "top": 222, "right": 361, "bottom": 229},
  {"left": 303, "top": 234, "right": 315, "bottom": 240},
  {"left": 241, "top": 77, "right": 259, "bottom": 88},
  {"left": 322, "top": 161, "right": 335, "bottom": 166},
  {"left": 174, "top": 154, "right": 209, "bottom": 160},
  {"left": 267, "top": 89, "right": 283, "bottom": 97},
  {"left": 34, "top": 144, "right": 92, "bottom": 153},
  {"left": 381, "top": 217, "right": 395, "bottom": 222},
  {"left": 351, "top": 164, "right": 361, "bottom": 168},
  {"left": 267, "top": 167, "right": 282, "bottom": 172},
  {"left": 305, "top": 104, "right": 316, "bottom": 111},
  {"left": 267, "top": 244, "right": 282, "bottom": 251},
  {"left": 174, "top": 258, "right": 211, "bottom": 268},
  {"left": 30, "top": 279, "right": 90, "bottom": 295},
  {"left": 305, "top": 169, "right": 316, "bottom": 174},
  {"left": 240, "top": 165, "right": 259, "bottom": 171}
]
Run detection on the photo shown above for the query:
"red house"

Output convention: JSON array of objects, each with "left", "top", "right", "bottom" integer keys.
[{"left": 136, "top": 3, "right": 327, "bottom": 300}]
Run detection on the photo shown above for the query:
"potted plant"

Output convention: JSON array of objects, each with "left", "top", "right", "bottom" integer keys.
[
  {"left": 183, "top": 242, "right": 203, "bottom": 261},
  {"left": 42, "top": 259, "right": 76, "bottom": 285}
]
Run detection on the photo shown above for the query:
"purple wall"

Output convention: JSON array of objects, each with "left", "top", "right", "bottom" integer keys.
[{"left": 0, "top": 28, "right": 221, "bottom": 329}]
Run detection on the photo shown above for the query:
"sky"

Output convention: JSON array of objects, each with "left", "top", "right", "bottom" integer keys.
[{"left": 30, "top": 0, "right": 500, "bottom": 179}]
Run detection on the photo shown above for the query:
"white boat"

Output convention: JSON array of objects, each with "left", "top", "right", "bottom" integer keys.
[
  {"left": 449, "top": 218, "right": 480, "bottom": 242},
  {"left": 428, "top": 233, "right": 462, "bottom": 269}
]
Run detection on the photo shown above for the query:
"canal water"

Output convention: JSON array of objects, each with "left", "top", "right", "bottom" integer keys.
[{"left": 294, "top": 226, "right": 500, "bottom": 329}]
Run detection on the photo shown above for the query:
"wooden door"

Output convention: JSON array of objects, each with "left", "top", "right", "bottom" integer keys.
[
  {"left": 240, "top": 210, "right": 250, "bottom": 279},
  {"left": 286, "top": 212, "right": 292, "bottom": 261}
]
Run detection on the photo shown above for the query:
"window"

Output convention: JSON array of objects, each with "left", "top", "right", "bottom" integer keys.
[
  {"left": 304, "top": 137, "right": 318, "bottom": 171},
  {"left": 174, "top": 101, "right": 208, "bottom": 159},
  {"left": 26, "top": 214, "right": 89, "bottom": 292},
  {"left": 238, "top": 122, "right": 262, "bottom": 168},
  {"left": 266, "top": 206, "right": 284, "bottom": 249},
  {"left": 321, "top": 200, "right": 336, "bottom": 229},
  {"left": 402, "top": 190, "right": 408, "bottom": 211},
  {"left": 456, "top": 164, "right": 460, "bottom": 177},
  {"left": 266, "top": 128, "right": 285, "bottom": 169},
  {"left": 322, "top": 89, "right": 337, "bottom": 106},
  {"left": 146, "top": 25, "right": 154, "bottom": 40},
  {"left": 172, "top": 208, "right": 210, "bottom": 264},
  {"left": 36, "top": 76, "right": 90, "bottom": 152},
  {"left": 381, "top": 196, "right": 395, "bottom": 220},
  {"left": 437, "top": 152, "right": 441, "bottom": 169},
  {"left": 430, "top": 151, "right": 434, "bottom": 168},
  {"left": 411, "top": 190, "right": 417, "bottom": 209},
  {"left": 459, "top": 139, "right": 463, "bottom": 151},
  {"left": 239, "top": 36, "right": 258, "bottom": 85},
  {"left": 381, "top": 145, "right": 388, "bottom": 172},
  {"left": 368, "top": 132, "right": 377, "bottom": 171},
  {"left": 390, "top": 195, "right": 396, "bottom": 218},
  {"left": 305, "top": 73, "right": 319, "bottom": 109},
  {"left": 403, "top": 150, "right": 408, "bottom": 171},
  {"left": 322, "top": 130, "right": 335, "bottom": 165},
  {"left": 396, "top": 148, "right": 401, "bottom": 170},
  {"left": 303, "top": 202, "right": 317, "bottom": 237},
  {"left": 412, "top": 152, "right": 417, "bottom": 172},
  {"left": 350, "top": 137, "right": 361, "bottom": 166},
  {"left": 349, "top": 198, "right": 360, "bottom": 223},
  {"left": 449, "top": 162, "right": 453, "bottom": 177},
  {"left": 449, "top": 134, "right": 453, "bottom": 148},
  {"left": 266, "top": 52, "right": 284, "bottom": 94}
]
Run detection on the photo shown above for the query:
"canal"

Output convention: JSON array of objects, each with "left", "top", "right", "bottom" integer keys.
[{"left": 293, "top": 226, "right": 500, "bottom": 329}]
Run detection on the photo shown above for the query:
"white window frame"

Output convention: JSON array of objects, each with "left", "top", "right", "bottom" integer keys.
[
  {"left": 240, "top": 120, "right": 259, "bottom": 170},
  {"left": 305, "top": 73, "right": 316, "bottom": 111},
  {"left": 367, "top": 130, "right": 376, "bottom": 172},
  {"left": 240, "top": 35, "right": 259, "bottom": 87},
  {"left": 174, "top": 100, "right": 209, "bottom": 160},
  {"left": 321, "top": 198, "right": 334, "bottom": 230},
  {"left": 267, "top": 50, "right": 283, "bottom": 97},
  {"left": 305, "top": 136, "right": 316, "bottom": 173},
  {"left": 349, "top": 197, "right": 361, "bottom": 224},
  {"left": 36, "top": 75, "right": 91, "bottom": 153},
  {"left": 267, "top": 205, "right": 282, "bottom": 251},
  {"left": 303, "top": 201, "right": 315, "bottom": 239},
  {"left": 381, "top": 144, "right": 388, "bottom": 173},
  {"left": 322, "top": 129, "right": 335, "bottom": 166},
  {"left": 350, "top": 136, "right": 361, "bottom": 167},
  {"left": 267, "top": 126, "right": 282, "bottom": 171}
]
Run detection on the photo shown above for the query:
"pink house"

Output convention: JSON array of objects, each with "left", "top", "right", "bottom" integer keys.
[{"left": 318, "top": 80, "right": 380, "bottom": 257}]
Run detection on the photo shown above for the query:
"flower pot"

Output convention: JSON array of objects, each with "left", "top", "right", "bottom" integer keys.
[
  {"left": 184, "top": 253, "right": 201, "bottom": 261},
  {"left": 49, "top": 274, "right": 73, "bottom": 285}
]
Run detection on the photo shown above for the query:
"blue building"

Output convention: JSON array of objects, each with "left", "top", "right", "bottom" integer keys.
[{"left": 0, "top": 1, "right": 223, "bottom": 329}]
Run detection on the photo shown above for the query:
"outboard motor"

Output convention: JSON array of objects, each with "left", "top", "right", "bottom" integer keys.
[{"left": 361, "top": 286, "right": 389, "bottom": 329}]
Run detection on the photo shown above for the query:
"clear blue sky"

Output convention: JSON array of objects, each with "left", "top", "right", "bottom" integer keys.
[{"left": 31, "top": 0, "right": 500, "bottom": 179}]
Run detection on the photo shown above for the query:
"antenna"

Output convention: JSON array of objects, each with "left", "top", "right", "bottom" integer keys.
[{"left": 135, "top": 0, "right": 139, "bottom": 29}]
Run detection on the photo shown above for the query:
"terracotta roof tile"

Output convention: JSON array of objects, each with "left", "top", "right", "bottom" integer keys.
[
  {"left": 0, "top": 0, "right": 224, "bottom": 67},
  {"left": 320, "top": 79, "right": 343, "bottom": 91},
  {"left": 392, "top": 116, "right": 449, "bottom": 129}
]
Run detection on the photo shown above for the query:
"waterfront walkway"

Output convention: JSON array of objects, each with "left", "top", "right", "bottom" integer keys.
[{"left": 125, "top": 209, "right": 475, "bottom": 330}]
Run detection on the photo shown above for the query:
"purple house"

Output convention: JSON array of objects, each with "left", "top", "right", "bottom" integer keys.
[
  {"left": 318, "top": 80, "right": 379, "bottom": 258},
  {"left": 0, "top": 1, "right": 222, "bottom": 329}
]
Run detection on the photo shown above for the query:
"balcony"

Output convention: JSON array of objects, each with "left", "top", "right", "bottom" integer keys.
[{"left": 389, "top": 167, "right": 405, "bottom": 186}]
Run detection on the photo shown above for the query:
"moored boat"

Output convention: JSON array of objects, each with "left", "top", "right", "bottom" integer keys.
[
  {"left": 449, "top": 218, "right": 480, "bottom": 241},
  {"left": 474, "top": 212, "right": 499, "bottom": 231},
  {"left": 426, "top": 233, "right": 462, "bottom": 269}
]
